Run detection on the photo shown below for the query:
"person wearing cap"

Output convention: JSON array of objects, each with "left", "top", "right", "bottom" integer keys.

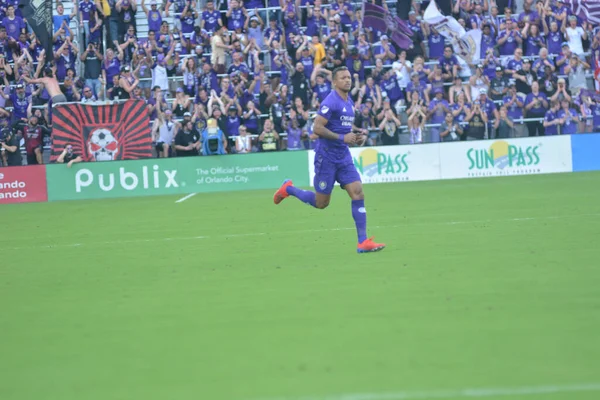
[
  {"left": 557, "top": 98, "right": 580, "bottom": 134},
  {"left": 513, "top": 58, "right": 536, "bottom": 96},
  {"left": 225, "top": 104, "right": 243, "bottom": 137},
  {"left": 147, "top": 41, "right": 174, "bottom": 92},
  {"left": 524, "top": 81, "right": 549, "bottom": 136},
  {"left": 201, "top": 0, "right": 223, "bottom": 34},
  {"left": 0, "top": 125, "right": 21, "bottom": 166},
  {"left": 503, "top": 83, "right": 527, "bottom": 137},
  {"left": 141, "top": 0, "right": 163, "bottom": 33},
  {"left": 497, "top": 19, "right": 523, "bottom": 56},
  {"left": 152, "top": 108, "right": 177, "bottom": 158},
  {"left": 406, "top": 72, "right": 429, "bottom": 105},
  {"left": 542, "top": 18, "right": 564, "bottom": 57},
  {"left": 373, "top": 35, "right": 397, "bottom": 66},
  {"left": 563, "top": 15, "right": 587, "bottom": 57},
  {"left": 117, "top": 64, "right": 139, "bottom": 99},
  {"left": 490, "top": 66, "right": 509, "bottom": 101},
  {"left": 564, "top": 55, "right": 591, "bottom": 97}
]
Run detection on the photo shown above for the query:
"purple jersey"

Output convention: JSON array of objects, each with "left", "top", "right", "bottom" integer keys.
[
  {"left": 313, "top": 82, "right": 332, "bottom": 103},
  {"left": 2, "top": 16, "right": 24, "bottom": 40},
  {"left": 313, "top": 90, "right": 360, "bottom": 195},
  {"left": 202, "top": 10, "right": 220, "bottom": 32},
  {"left": 503, "top": 95, "right": 524, "bottom": 120},
  {"left": 544, "top": 109, "right": 560, "bottom": 135},
  {"left": 79, "top": 0, "right": 96, "bottom": 21},
  {"left": 10, "top": 92, "right": 29, "bottom": 120},
  {"left": 525, "top": 33, "right": 545, "bottom": 57},
  {"left": 316, "top": 90, "right": 355, "bottom": 155},
  {"left": 428, "top": 33, "right": 445, "bottom": 59},
  {"left": 546, "top": 31, "right": 563, "bottom": 55},
  {"left": 558, "top": 108, "right": 579, "bottom": 134},
  {"left": 498, "top": 30, "right": 521, "bottom": 56},
  {"left": 147, "top": 10, "right": 163, "bottom": 33},
  {"left": 227, "top": 8, "right": 244, "bottom": 30}
]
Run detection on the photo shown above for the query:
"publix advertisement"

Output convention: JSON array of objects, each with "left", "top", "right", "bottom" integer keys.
[
  {"left": 46, "top": 152, "right": 309, "bottom": 201},
  {"left": 439, "top": 136, "right": 573, "bottom": 179},
  {"left": 308, "top": 144, "right": 442, "bottom": 184}
]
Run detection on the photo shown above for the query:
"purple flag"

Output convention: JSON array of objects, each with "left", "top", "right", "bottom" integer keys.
[
  {"left": 565, "top": 0, "right": 600, "bottom": 25},
  {"left": 362, "top": 3, "right": 413, "bottom": 49}
]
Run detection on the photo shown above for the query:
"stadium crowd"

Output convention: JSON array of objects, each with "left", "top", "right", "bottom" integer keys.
[{"left": 0, "top": 0, "right": 599, "bottom": 164}]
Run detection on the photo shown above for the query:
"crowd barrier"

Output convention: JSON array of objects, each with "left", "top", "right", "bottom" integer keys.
[{"left": 1, "top": 134, "right": 599, "bottom": 205}]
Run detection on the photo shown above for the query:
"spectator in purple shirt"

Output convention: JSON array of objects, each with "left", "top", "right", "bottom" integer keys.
[
  {"left": 543, "top": 19, "right": 564, "bottom": 56},
  {"left": 557, "top": 98, "right": 579, "bottom": 134},
  {"left": 2, "top": 5, "right": 25, "bottom": 41},
  {"left": 503, "top": 83, "right": 528, "bottom": 137},
  {"left": 543, "top": 100, "right": 562, "bottom": 135},
  {"left": 497, "top": 19, "right": 523, "bottom": 56},
  {"left": 524, "top": 81, "right": 549, "bottom": 136},
  {"left": 522, "top": 23, "right": 545, "bottom": 57},
  {"left": 142, "top": 0, "right": 163, "bottom": 35},
  {"left": 201, "top": 1, "right": 222, "bottom": 33},
  {"left": 427, "top": 91, "right": 451, "bottom": 142},
  {"left": 438, "top": 45, "right": 460, "bottom": 81},
  {"left": 79, "top": 0, "right": 98, "bottom": 46}
]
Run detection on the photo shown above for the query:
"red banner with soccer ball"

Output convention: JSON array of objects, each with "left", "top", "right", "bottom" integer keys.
[{"left": 50, "top": 100, "right": 153, "bottom": 163}]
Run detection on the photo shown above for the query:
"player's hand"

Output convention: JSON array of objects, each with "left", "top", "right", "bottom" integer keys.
[
  {"left": 343, "top": 132, "right": 358, "bottom": 144},
  {"left": 355, "top": 133, "right": 367, "bottom": 146}
]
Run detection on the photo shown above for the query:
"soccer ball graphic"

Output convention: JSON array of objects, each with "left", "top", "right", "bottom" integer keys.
[{"left": 88, "top": 129, "right": 119, "bottom": 161}]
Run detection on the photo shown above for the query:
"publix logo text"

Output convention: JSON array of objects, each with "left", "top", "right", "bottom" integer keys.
[
  {"left": 353, "top": 148, "right": 409, "bottom": 177},
  {"left": 75, "top": 165, "right": 179, "bottom": 192},
  {"left": 467, "top": 140, "right": 540, "bottom": 170}
]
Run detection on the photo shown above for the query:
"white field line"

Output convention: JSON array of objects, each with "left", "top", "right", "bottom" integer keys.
[
  {"left": 175, "top": 193, "right": 197, "bottom": 203},
  {"left": 1, "top": 213, "right": 599, "bottom": 252},
  {"left": 252, "top": 382, "right": 600, "bottom": 400}
]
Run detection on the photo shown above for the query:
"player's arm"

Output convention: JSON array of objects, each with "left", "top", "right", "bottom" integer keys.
[{"left": 313, "top": 115, "right": 356, "bottom": 144}]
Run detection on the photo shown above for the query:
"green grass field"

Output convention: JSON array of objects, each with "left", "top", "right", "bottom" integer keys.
[{"left": 1, "top": 172, "right": 600, "bottom": 400}]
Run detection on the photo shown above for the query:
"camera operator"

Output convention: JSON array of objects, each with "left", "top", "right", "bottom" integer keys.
[
  {"left": 56, "top": 144, "right": 82, "bottom": 168},
  {"left": 0, "top": 128, "right": 22, "bottom": 166}
]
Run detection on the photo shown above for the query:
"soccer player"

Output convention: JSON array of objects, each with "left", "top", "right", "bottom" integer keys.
[{"left": 273, "top": 66, "right": 385, "bottom": 253}]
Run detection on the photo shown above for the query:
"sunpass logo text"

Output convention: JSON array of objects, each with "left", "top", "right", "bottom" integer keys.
[
  {"left": 75, "top": 165, "right": 179, "bottom": 192},
  {"left": 353, "top": 148, "right": 409, "bottom": 177},
  {"left": 467, "top": 141, "right": 540, "bottom": 170}
]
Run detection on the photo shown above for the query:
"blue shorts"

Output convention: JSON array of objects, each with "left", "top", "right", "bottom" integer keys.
[{"left": 313, "top": 149, "right": 361, "bottom": 195}]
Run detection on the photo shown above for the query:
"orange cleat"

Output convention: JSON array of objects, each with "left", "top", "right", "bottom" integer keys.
[
  {"left": 274, "top": 179, "right": 293, "bottom": 205},
  {"left": 357, "top": 237, "right": 386, "bottom": 253}
]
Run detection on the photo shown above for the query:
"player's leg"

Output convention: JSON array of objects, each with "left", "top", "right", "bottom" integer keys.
[
  {"left": 338, "top": 160, "right": 385, "bottom": 252},
  {"left": 274, "top": 153, "right": 333, "bottom": 208},
  {"left": 34, "top": 146, "right": 43, "bottom": 164}
]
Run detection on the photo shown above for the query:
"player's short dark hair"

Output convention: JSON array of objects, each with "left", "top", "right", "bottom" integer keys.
[
  {"left": 444, "top": 45, "right": 453, "bottom": 52},
  {"left": 332, "top": 66, "right": 349, "bottom": 81}
]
